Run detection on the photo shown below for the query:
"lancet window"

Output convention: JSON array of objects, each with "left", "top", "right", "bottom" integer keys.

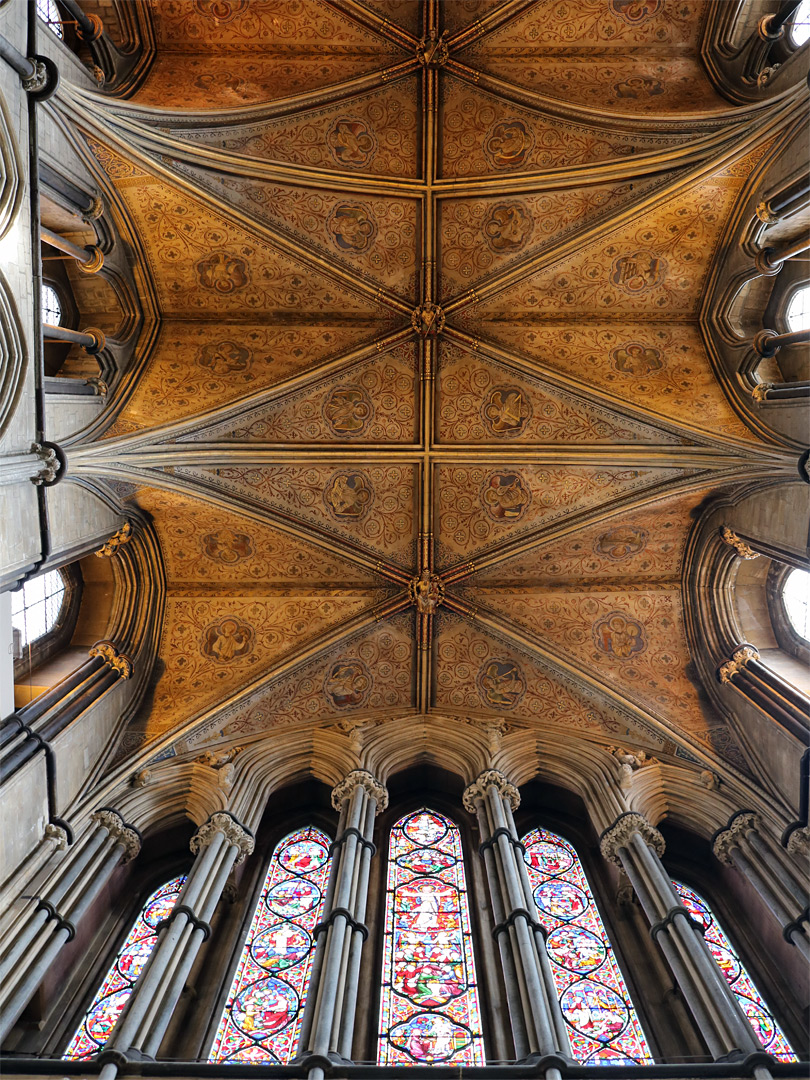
[
  {"left": 12, "top": 569, "right": 66, "bottom": 649},
  {"left": 522, "top": 827, "right": 652, "bottom": 1064},
  {"left": 673, "top": 882, "right": 796, "bottom": 1062},
  {"left": 209, "top": 826, "right": 331, "bottom": 1064},
  {"left": 377, "top": 809, "right": 485, "bottom": 1067},
  {"left": 64, "top": 876, "right": 185, "bottom": 1060}
]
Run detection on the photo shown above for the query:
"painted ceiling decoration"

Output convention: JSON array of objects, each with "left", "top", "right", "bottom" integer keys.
[{"left": 60, "top": 0, "right": 802, "bottom": 785}]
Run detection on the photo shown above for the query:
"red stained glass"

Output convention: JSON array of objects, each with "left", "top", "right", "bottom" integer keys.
[
  {"left": 208, "top": 827, "right": 331, "bottom": 1064},
  {"left": 674, "top": 882, "right": 796, "bottom": 1062},
  {"left": 64, "top": 876, "right": 185, "bottom": 1060},
  {"left": 523, "top": 829, "right": 651, "bottom": 1064},
  {"left": 378, "top": 809, "right": 485, "bottom": 1066}
]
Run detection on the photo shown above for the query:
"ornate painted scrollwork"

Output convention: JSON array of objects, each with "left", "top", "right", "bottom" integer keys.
[
  {"left": 462, "top": 769, "right": 520, "bottom": 814},
  {"left": 600, "top": 811, "right": 665, "bottom": 867},
  {"left": 330, "top": 768, "right": 388, "bottom": 813}
]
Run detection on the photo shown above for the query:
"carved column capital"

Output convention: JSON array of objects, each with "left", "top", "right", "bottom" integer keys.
[
  {"left": 22, "top": 59, "right": 48, "bottom": 93},
  {"left": 91, "top": 809, "right": 141, "bottom": 863},
  {"left": 190, "top": 812, "right": 254, "bottom": 864},
  {"left": 712, "top": 812, "right": 761, "bottom": 865},
  {"left": 95, "top": 522, "right": 133, "bottom": 558},
  {"left": 719, "top": 526, "right": 760, "bottom": 560},
  {"left": 29, "top": 442, "right": 61, "bottom": 486},
  {"left": 44, "top": 823, "right": 69, "bottom": 850},
  {"left": 331, "top": 769, "right": 388, "bottom": 813},
  {"left": 755, "top": 200, "right": 779, "bottom": 225},
  {"left": 600, "top": 811, "right": 665, "bottom": 867},
  {"left": 786, "top": 825, "right": 810, "bottom": 857},
  {"left": 462, "top": 769, "right": 520, "bottom": 814},
  {"left": 89, "top": 640, "right": 134, "bottom": 679},
  {"left": 717, "top": 645, "right": 759, "bottom": 684}
]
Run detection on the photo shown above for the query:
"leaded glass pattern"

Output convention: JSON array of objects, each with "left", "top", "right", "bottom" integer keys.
[
  {"left": 523, "top": 828, "right": 652, "bottom": 1064},
  {"left": 673, "top": 882, "right": 796, "bottom": 1062},
  {"left": 209, "top": 826, "right": 331, "bottom": 1064},
  {"left": 12, "top": 570, "right": 66, "bottom": 648},
  {"left": 64, "top": 876, "right": 185, "bottom": 1059},
  {"left": 378, "top": 809, "right": 485, "bottom": 1066}
]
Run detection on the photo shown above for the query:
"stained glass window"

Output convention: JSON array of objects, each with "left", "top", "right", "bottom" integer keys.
[
  {"left": 42, "top": 284, "right": 62, "bottom": 325},
  {"left": 377, "top": 809, "right": 485, "bottom": 1066},
  {"left": 12, "top": 570, "right": 66, "bottom": 649},
  {"left": 523, "top": 828, "right": 652, "bottom": 1065},
  {"left": 36, "top": 0, "right": 63, "bottom": 38},
  {"left": 64, "top": 876, "right": 185, "bottom": 1059},
  {"left": 673, "top": 882, "right": 796, "bottom": 1062},
  {"left": 209, "top": 826, "right": 331, "bottom": 1064},
  {"left": 787, "top": 283, "right": 810, "bottom": 332}
]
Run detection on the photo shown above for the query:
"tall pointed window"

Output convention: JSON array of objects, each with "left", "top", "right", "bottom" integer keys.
[
  {"left": 523, "top": 828, "right": 652, "bottom": 1064},
  {"left": 377, "top": 808, "right": 485, "bottom": 1066},
  {"left": 209, "top": 826, "right": 331, "bottom": 1064},
  {"left": 64, "top": 876, "right": 185, "bottom": 1059},
  {"left": 673, "top": 882, "right": 796, "bottom": 1061}
]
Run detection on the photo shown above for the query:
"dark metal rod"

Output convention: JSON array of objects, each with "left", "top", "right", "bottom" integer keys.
[
  {"left": 754, "top": 327, "right": 810, "bottom": 356},
  {"left": 42, "top": 323, "right": 97, "bottom": 349},
  {"left": 40, "top": 226, "right": 92, "bottom": 264}
]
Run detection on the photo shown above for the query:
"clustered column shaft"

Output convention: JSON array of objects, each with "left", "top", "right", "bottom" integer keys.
[
  {"left": 463, "top": 770, "right": 570, "bottom": 1065},
  {"left": 297, "top": 769, "right": 387, "bottom": 1070},
  {"left": 600, "top": 813, "right": 763, "bottom": 1060},
  {"left": 0, "top": 809, "right": 140, "bottom": 1041},
  {"left": 99, "top": 811, "right": 253, "bottom": 1071},
  {"left": 713, "top": 812, "right": 810, "bottom": 960}
]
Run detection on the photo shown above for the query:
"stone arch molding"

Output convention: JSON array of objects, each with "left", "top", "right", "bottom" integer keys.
[
  {"left": 0, "top": 89, "right": 22, "bottom": 242},
  {"left": 0, "top": 268, "right": 27, "bottom": 439}
]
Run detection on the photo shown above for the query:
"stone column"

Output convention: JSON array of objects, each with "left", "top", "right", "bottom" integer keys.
[
  {"left": 600, "top": 813, "right": 763, "bottom": 1060},
  {"left": 713, "top": 812, "right": 810, "bottom": 960},
  {"left": 100, "top": 812, "right": 253, "bottom": 1063},
  {"left": 463, "top": 770, "right": 570, "bottom": 1064},
  {"left": 297, "top": 769, "right": 387, "bottom": 1067},
  {"left": 0, "top": 809, "right": 140, "bottom": 1041}
]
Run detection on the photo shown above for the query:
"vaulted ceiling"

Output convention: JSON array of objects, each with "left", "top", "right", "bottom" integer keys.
[{"left": 63, "top": 0, "right": 800, "bottom": 778}]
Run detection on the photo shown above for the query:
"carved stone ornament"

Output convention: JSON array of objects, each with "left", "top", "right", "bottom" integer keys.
[
  {"left": 755, "top": 200, "right": 779, "bottom": 225},
  {"left": 462, "top": 769, "right": 521, "bottom": 814},
  {"left": 700, "top": 769, "right": 719, "bottom": 790},
  {"left": 89, "top": 640, "right": 134, "bottom": 679},
  {"left": 719, "top": 526, "right": 760, "bottom": 560},
  {"left": 330, "top": 768, "right": 389, "bottom": 813},
  {"left": 78, "top": 246, "right": 105, "bottom": 275},
  {"left": 189, "top": 812, "right": 254, "bottom": 864},
  {"left": 786, "top": 825, "right": 810, "bottom": 857},
  {"left": 30, "top": 442, "right": 60, "bottom": 486},
  {"left": 600, "top": 812, "right": 665, "bottom": 867},
  {"left": 86, "top": 195, "right": 105, "bottom": 221},
  {"left": 751, "top": 381, "right": 773, "bottom": 402},
  {"left": 757, "top": 63, "right": 780, "bottom": 88},
  {"left": 718, "top": 644, "right": 760, "bottom": 684},
  {"left": 411, "top": 302, "right": 445, "bottom": 337},
  {"left": 85, "top": 377, "right": 108, "bottom": 396},
  {"left": 712, "top": 812, "right": 760, "bottom": 865},
  {"left": 131, "top": 769, "right": 153, "bottom": 788},
  {"left": 609, "top": 746, "right": 649, "bottom": 790},
  {"left": 91, "top": 809, "right": 141, "bottom": 863},
  {"left": 44, "top": 823, "right": 68, "bottom": 850},
  {"left": 416, "top": 31, "right": 449, "bottom": 67},
  {"left": 21, "top": 59, "right": 48, "bottom": 94},
  {"left": 408, "top": 569, "right": 445, "bottom": 614},
  {"left": 95, "top": 522, "right": 133, "bottom": 558}
]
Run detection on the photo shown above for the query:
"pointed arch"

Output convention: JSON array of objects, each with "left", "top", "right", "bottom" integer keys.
[
  {"left": 208, "top": 826, "right": 331, "bottom": 1064},
  {"left": 673, "top": 881, "right": 796, "bottom": 1062},
  {"left": 377, "top": 808, "right": 485, "bottom": 1066},
  {"left": 522, "top": 827, "right": 652, "bottom": 1064},
  {"left": 64, "top": 876, "right": 186, "bottom": 1059}
]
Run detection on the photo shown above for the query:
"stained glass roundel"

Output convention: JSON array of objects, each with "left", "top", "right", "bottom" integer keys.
[
  {"left": 64, "top": 876, "right": 186, "bottom": 1059},
  {"left": 673, "top": 882, "right": 796, "bottom": 1062},
  {"left": 209, "top": 827, "right": 331, "bottom": 1064},
  {"left": 523, "top": 828, "right": 652, "bottom": 1064},
  {"left": 378, "top": 809, "right": 485, "bottom": 1066}
]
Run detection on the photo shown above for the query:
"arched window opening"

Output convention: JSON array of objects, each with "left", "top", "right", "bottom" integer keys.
[
  {"left": 11, "top": 570, "right": 66, "bottom": 649},
  {"left": 781, "top": 567, "right": 810, "bottom": 642},
  {"left": 789, "top": 0, "right": 810, "bottom": 46},
  {"left": 786, "top": 282, "right": 810, "bottom": 332},
  {"left": 36, "top": 0, "right": 63, "bottom": 39},
  {"left": 522, "top": 828, "right": 652, "bottom": 1064},
  {"left": 673, "top": 882, "right": 796, "bottom": 1062},
  {"left": 377, "top": 808, "right": 485, "bottom": 1066},
  {"left": 41, "top": 283, "right": 63, "bottom": 326},
  {"left": 64, "top": 876, "right": 185, "bottom": 1060},
  {"left": 209, "top": 826, "right": 331, "bottom": 1064}
]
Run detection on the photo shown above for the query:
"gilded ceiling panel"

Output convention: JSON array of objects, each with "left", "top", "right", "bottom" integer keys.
[
  {"left": 436, "top": 343, "right": 684, "bottom": 445},
  {"left": 441, "top": 0, "right": 506, "bottom": 34},
  {"left": 181, "top": 343, "right": 418, "bottom": 444},
  {"left": 178, "top": 464, "right": 418, "bottom": 567},
  {"left": 435, "top": 464, "right": 687, "bottom": 565}
]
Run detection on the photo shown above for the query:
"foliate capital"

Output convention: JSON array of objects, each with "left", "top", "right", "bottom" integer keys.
[
  {"left": 95, "top": 521, "right": 133, "bottom": 558},
  {"left": 331, "top": 769, "right": 389, "bottom": 814},
  {"left": 92, "top": 809, "right": 141, "bottom": 863},
  {"left": 190, "top": 812, "right": 254, "bottom": 864},
  {"left": 600, "top": 811, "right": 665, "bottom": 867},
  {"left": 755, "top": 200, "right": 778, "bottom": 225},
  {"left": 462, "top": 769, "right": 520, "bottom": 815},
  {"left": 719, "top": 526, "right": 760, "bottom": 560},
  {"left": 22, "top": 59, "right": 48, "bottom": 94},
  {"left": 44, "top": 823, "right": 69, "bottom": 850},
  {"left": 30, "top": 442, "right": 61, "bottom": 486},
  {"left": 786, "top": 825, "right": 810, "bottom": 857},
  {"left": 712, "top": 812, "right": 760, "bottom": 865},
  {"left": 718, "top": 645, "right": 759, "bottom": 684},
  {"left": 89, "top": 640, "right": 134, "bottom": 679}
]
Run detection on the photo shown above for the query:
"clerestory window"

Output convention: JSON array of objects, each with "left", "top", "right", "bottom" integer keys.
[
  {"left": 35, "top": 0, "right": 63, "bottom": 39},
  {"left": 11, "top": 569, "right": 66, "bottom": 650},
  {"left": 786, "top": 282, "right": 810, "bottom": 332},
  {"left": 789, "top": 0, "right": 810, "bottom": 46}
]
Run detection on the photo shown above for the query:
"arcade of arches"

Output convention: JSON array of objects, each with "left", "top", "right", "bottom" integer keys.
[{"left": 0, "top": 0, "right": 808, "bottom": 1075}]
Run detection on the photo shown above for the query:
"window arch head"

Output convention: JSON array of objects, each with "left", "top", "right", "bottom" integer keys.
[
  {"left": 789, "top": 0, "right": 810, "bottom": 46},
  {"left": 786, "top": 282, "right": 810, "bottom": 332},
  {"left": 36, "top": 0, "right": 63, "bottom": 38},
  {"left": 209, "top": 826, "right": 331, "bottom": 1064},
  {"left": 378, "top": 808, "right": 485, "bottom": 1066},
  {"left": 781, "top": 567, "right": 810, "bottom": 642},
  {"left": 42, "top": 283, "right": 62, "bottom": 325},
  {"left": 522, "top": 827, "right": 652, "bottom": 1064},
  {"left": 12, "top": 569, "right": 67, "bottom": 649}
]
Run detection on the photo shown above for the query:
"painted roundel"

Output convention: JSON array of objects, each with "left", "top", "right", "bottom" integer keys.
[
  {"left": 265, "top": 879, "right": 321, "bottom": 919},
  {"left": 477, "top": 658, "right": 526, "bottom": 709},
  {"left": 534, "top": 880, "right": 588, "bottom": 922},
  {"left": 251, "top": 924, "right": 310, "bottom": 972},
  {"left": 547, "top": 927, "right": 607, "bottom": 974},
  {"left": 483, "top": 118, "right": 534, "bottom": 170},
  {"left": 231, "top": 977, "right": 299, "bottom": 1038},
  {"left": 327, "top": 203, "right": 377, "bottom": 253},
  {"left": 481, "top": 471, "right": 531, "bottom": 520},
  {"left": 482, "top": 203, "right": 533, "bottom": 253},
  {"left": 592, "top": 613, "right": 647, "bottom": 659},
  {"left": 327, "top": 118, "right": 377, "bottom": 169},
  {"left": 323, "top": 385, "right": 373, "bottom": 437},
  {"left": 323, "top": 471, "right": 373, "bottom": 518},
  {"left": 481, "top": 387, "right": 532, "bottom": 437}
]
